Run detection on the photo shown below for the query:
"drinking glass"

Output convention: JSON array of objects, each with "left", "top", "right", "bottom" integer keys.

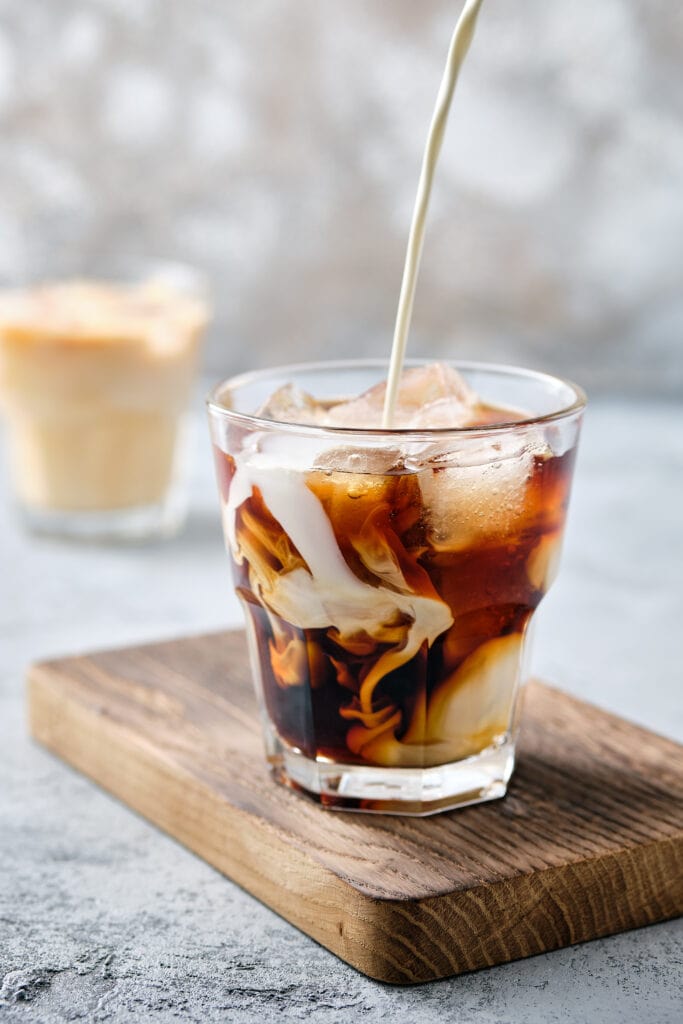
[
  {"left": 208, "top": 360, "right": 585, "bottom": 814},
  {"left": 0, "top": 262, "right": 208, "bottom": 541}
]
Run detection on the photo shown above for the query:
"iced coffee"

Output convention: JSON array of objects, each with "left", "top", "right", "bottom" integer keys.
[
  {"left": 208, "top": 361, "right": 584, "bottom": 813},
  {"left": 0, "top": 278, "right": 208, "bottom": 538}
]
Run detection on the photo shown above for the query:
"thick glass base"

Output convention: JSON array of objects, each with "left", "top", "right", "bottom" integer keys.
[
  {"left": 266, "top": 730, "right": 516, "bottom": 816},
  {"left": 20, "top": 491, "right": 186, "bottom": 542}
]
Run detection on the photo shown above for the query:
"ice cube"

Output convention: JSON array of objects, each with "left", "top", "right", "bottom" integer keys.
[
  {"left": 324, "top": 363, "right": 478, "bottom": 429},
  {"left": 394, "top": 362, "right": 477, "bottom": 407},
  {"left": 307, "top": 449, "right": 415, "bottom": 547},
  {"left": 407, "top": 396, "right": 479, "bottom": 429},
  {"left": 419, "top": 436, "right": 538, "bottom": 550},
  {"left": 313, "top": 446, "right": 405, "bottom": 475},
  {"left": 256, "top": 383, "right": 327, "bottom": 426}
]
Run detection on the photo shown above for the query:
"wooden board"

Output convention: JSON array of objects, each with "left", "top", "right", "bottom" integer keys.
[{"left": 28, "top": 630, "right": 683, "bottom": 985}]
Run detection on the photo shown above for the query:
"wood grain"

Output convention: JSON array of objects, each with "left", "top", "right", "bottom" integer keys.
[{"left": 27, "top": 630, "right": 683, "bottom": 984}]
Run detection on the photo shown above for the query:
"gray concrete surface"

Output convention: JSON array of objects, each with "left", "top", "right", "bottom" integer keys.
[{"left": 1, "top": 398, "right": 682, "bottom": 1023}]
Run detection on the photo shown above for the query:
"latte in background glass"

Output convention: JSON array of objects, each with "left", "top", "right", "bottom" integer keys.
[{"left": 0, "top": 272, "right": 209, "bottom": 540}]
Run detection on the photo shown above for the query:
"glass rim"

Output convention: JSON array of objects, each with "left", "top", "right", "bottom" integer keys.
[{"left": 206, "top": 358, "right": 587, "bottom": 438}]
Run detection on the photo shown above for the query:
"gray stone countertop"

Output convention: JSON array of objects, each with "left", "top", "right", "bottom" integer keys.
[{"left": 1, "top": 397, "right": 682, "bottom": 1024}]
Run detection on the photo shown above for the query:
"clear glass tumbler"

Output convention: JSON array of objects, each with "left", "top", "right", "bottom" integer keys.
[{"left": 208, "top": 360, "right": 585, "bottom": 815}]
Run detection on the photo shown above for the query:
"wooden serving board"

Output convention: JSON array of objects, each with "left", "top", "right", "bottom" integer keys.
[{"left": 28, "top": 630, "right": 683, "bottom": 985}]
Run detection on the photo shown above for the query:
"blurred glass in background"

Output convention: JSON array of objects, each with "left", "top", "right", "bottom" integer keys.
[{"left": 0, "top": 263, "right": 209, "bottom": 538}]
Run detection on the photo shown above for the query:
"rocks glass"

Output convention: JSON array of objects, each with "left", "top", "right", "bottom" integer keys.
[{"left": 208, "top": 360, "right": 585, "bottom": 814}]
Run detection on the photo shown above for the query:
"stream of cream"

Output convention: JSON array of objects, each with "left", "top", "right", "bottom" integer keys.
[{"left": 382, "top": 0, "right": 485, "bottom": 427}]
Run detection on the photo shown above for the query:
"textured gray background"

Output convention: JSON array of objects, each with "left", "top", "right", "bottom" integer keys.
[{"left": 0, "top": 0, "right": 682, "bottom": 394}]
